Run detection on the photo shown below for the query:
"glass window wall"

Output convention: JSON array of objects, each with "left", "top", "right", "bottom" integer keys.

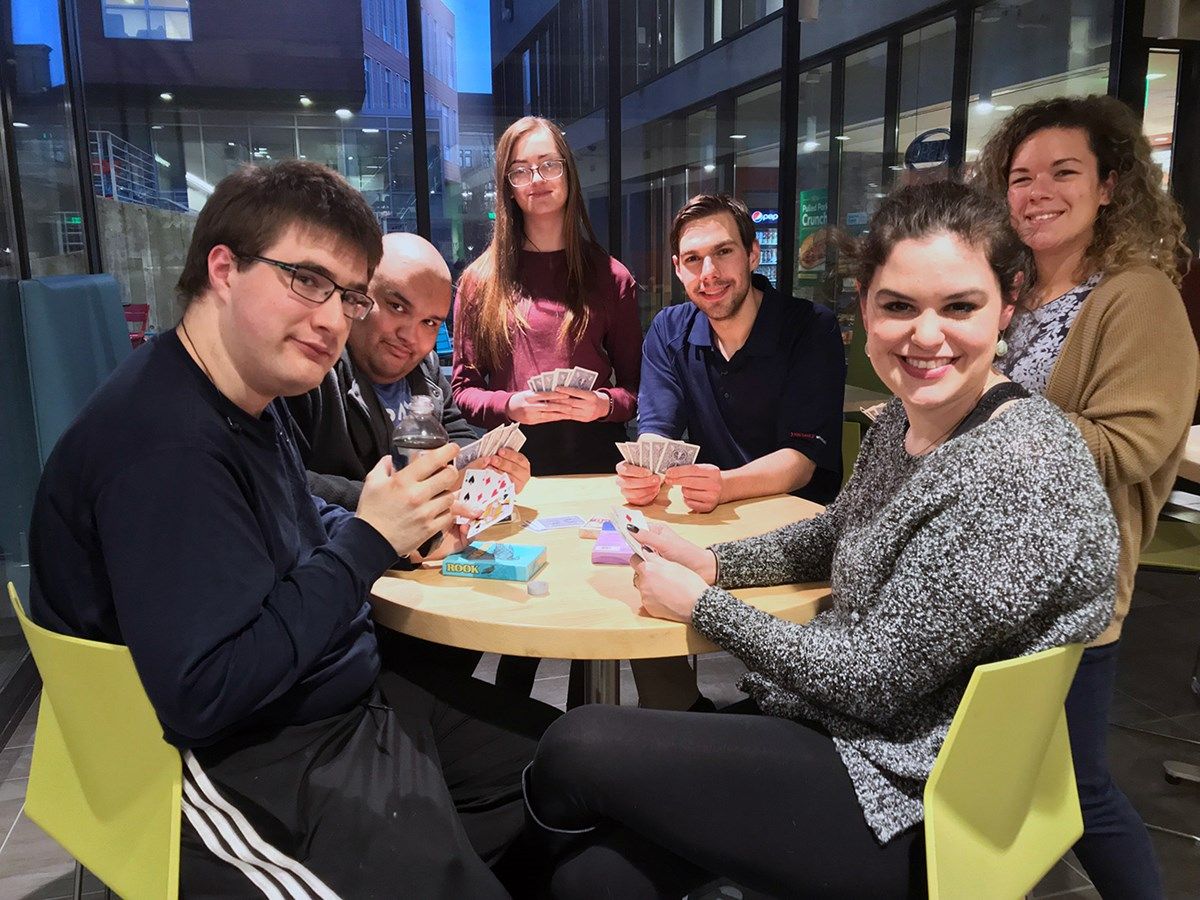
[
  {"left": 895, "top": 17, "right": 956, "bottom": 187},
  {"left": 966, "top": 0, "right": 1112, "bottom": 169},
  {"left": 733, "top": 82, "right": 781, "bottom": 285},
  {"left": 10, "top": 0, "right": 89, "bottom": 277},
  {"left": 793, "top": 63, "right": 832, "bottom": 304}
]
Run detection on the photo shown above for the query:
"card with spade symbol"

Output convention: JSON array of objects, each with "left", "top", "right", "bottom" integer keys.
[{"left": 455, "top": 467, "right": 515, "bottom": 538}]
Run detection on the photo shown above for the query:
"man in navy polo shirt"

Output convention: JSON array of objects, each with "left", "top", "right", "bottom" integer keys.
[{"left": 618, "top": 193, "right": 845, "bottom": 512}]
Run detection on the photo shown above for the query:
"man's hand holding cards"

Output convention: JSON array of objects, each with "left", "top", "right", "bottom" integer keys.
[
  {"left": 617, "top": 437, "right": 700, "bottom": 476},
  {"left": 455, "top": 422, "right": 531, "bottom": 493},
  {"left": 456, "top": 468, "right": 516, "bottom": 539}
]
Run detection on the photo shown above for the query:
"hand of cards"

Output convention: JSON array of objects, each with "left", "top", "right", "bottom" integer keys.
[
  {"left": 527, "top": 366, "right": 599, "bottom": 392},
  {"left": 455, "top": 422, "right": 526, "bottom": 470},
  {"left": 455, "top": 468, "right": 515, "bottom": 538},
  {"left": 616, "top": 438, "right": 699, "bottom": 475}
]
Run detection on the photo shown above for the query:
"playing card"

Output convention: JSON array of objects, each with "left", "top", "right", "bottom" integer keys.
[
  {"left": 454, "top": 437, "right": 484, "bottom": 470},
  {"left": 505, "top": 426, "right": 527, "bottom": 453},
  {"left": 550, "top": 368, "right": 572, "bottom": 390},
  {"left": 457, "top": 468, "right": 516, "bottom": 539},
  {"left": 480, "top": 424, "right": 506, "bottom": 458},
  {"left": 530, "top": 373, "right": 548, "bottom": 392},
  {"left": 649, "top": 439, "right": 671, "bottom": 475},
  {"left": 657, "top": 440, "right": 699, "bottom": 473},
  {"left": 615, "top": 441, "right": 631, "bottom": 464},
  {"left": 610, "top": 506, "right": 651, "bottom": 555},
  {"left": 527, "top": 514, "right": 586, "bottom": 532},
  {"left": 564, "top": 366, "right": 599, "bottom": 390}
]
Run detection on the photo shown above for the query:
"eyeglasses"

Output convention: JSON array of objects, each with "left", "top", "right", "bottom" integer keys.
[
  {"left": 235, "top": 253, "right": 374, "bottom": 321},
  {"left": 505, "top": 158, "right": 566, "bottom": 187}
]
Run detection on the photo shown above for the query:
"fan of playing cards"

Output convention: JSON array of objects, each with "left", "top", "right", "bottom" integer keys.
[
  {"left": 616, "top": 438, "right": 699, "bottom": 475},
  {"left": 455, "top": 422, "right": 527, "bottom": 470},
  {"left": 455, "top": 468, "right": 516, "bottom": 538},
  {"left": 527, "top": 366, "right": 599, "bottom": 392}
]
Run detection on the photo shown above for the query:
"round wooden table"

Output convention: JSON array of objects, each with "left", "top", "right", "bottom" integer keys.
[{"left": 370, "top": 474, "right": 831, "bottom": 703}]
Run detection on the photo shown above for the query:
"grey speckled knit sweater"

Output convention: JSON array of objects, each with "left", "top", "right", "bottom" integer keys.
[{"left": 691, "top": 394, "right": 1117, "bottom": 844}]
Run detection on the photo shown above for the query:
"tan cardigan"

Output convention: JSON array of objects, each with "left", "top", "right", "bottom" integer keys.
[{"left": 1044, "top": 266, "right": 1200, "bottom": 645}]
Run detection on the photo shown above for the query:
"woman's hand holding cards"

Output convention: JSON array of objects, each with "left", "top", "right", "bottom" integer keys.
[
  {"left": 626, "top": 523, "right": 717, "bottom": 585},
  {"left": 506, "top": 389, "right": 573, "bottom": 425},
  {"left": 630, "top": 551, "right": 709, "bottom": 623},
  {"left": 550, "top": 386, "right": 610, "bottom": 422}
]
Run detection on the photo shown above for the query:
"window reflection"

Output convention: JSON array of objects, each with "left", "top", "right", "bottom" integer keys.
[
  {"left": 10, "top": 0, "right": 88, "bottom": 276},
  {"left": 794, "top": 64, "right": 832, "bottom": 305},
  {"left": 966, "top": 0, "right": 1112, "bottom": 172}
]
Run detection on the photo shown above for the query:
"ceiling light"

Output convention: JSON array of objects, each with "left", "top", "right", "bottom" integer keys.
[
  {"left": 361, "top": 128, "right": 380, "bottom": 133},
  {"left": 703, "top": 163, "right": 716, "bottom": 172},
  {"left": 151, "top": 124, "right": 164, "bottom": 130},
  {"left": 12, "top": 121, "right": 28, "bottom": 128},
  {"left": 975, "top": 99, "right": 994, "bottom": 114},
  {"left": 1146, "top": 72, "right": 1167, "bottom": 81},
  {"left": 835, "top": 135, "right": 849, "bottom": 141},
  {"left": 154, "top": 154, "right": 171, "bottom": 168},
  {"left": 159, "top": 92, "right": 173, "bottom": 101},
  {"left": 729, "top": 134, "right": 747, "bottom": 140},
  {"left": 335, "top": 108, "right": 353, "bottom": 120},
  {"left": 299, "top": 95, "right": 313, "bottom": 106},
  {"left": 802, "top": 139, "right": 820, "bottom": 153}
]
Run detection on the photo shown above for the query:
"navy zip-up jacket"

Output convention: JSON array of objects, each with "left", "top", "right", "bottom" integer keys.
[{"left": 29, "top": 330, "right": 398, "bottom": 749}]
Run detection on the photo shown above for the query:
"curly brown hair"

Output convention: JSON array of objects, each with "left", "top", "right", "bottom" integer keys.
[{"left": 973, "top": 94, "right": 1189, "bottom": 288}]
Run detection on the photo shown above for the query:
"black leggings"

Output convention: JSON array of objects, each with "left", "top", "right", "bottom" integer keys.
[{"left": 526, "top": 702, "right": 927, "bottom": 899}]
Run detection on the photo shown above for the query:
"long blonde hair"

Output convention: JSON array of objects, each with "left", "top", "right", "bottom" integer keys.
[
  {"left": 457, "top": 117, "right": 598, "bottom": 371},
  {"left": 974, "top": 95, "right": 1190, "bottom": 288}
]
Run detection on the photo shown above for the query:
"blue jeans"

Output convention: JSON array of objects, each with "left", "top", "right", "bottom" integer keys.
[{"left": 1066, "top": 641, "right": 1164, "bottom": 899}]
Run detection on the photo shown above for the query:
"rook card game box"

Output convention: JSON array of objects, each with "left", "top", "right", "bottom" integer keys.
[{"left": 441, "top": 541, "right": 547, "bottom": 582}]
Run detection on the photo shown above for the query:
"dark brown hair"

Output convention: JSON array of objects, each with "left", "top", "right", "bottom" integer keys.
[
  {"left": 669, "top": 194, "right": 756, "bottom": 258},
  {"left": 974, "top": 94, "right": 1189, "bottom": 287},
  {"left": 457, "top": 116, "right": 597, "bottom": 371},
  {"left": 177, "top": 159, "right": 383, "bottom": 306},
  {"left": 855, "top": 180, "right": 1034, "bottom": 302}
]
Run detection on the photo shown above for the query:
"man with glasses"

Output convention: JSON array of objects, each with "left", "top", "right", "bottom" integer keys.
[
  {"left": 286, "top": 232, "right": 530, "bottom": 513},
  {"left": 27, "top": 160, "right": 557, "bottom": 897}
]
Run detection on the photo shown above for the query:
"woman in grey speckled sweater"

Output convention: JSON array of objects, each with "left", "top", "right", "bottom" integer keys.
[{"left": 524, "top": 182, "right": 1119, "bottom": 899}]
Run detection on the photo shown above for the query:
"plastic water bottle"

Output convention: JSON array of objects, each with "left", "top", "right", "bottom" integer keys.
[
  {"left": 391, "top": 395, "right": 449, "bottom": 557},
  {"left": 391, "top": 395, "right": 448, "bottom": 469}
]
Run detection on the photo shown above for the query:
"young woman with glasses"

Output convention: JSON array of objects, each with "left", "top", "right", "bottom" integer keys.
[
  {"left": 451, "top": 116, "right": 643, "bottom": 697},
  {"left": 451, "top": 116, "right": 641, "bottom": 477}
]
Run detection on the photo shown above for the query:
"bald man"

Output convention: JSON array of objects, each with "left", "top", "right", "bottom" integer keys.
[{"left": 287, "top": 233, "right": 530, "bottom": 511}]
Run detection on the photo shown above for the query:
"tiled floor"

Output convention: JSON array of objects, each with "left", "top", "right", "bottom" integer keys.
[{"left": 1, "top": 567, "right": 1197, "bottom": 898}]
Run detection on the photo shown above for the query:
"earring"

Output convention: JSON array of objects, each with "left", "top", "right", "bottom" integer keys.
[{"left": 995, "top": 336, "right": 1008, "bottom": 358}]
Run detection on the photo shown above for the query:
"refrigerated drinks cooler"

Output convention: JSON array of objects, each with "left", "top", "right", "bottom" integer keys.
[{"left": 750, "top": 207, "right": 779, "bottom": 286}]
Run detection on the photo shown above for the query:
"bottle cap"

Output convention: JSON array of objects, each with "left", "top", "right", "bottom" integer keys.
[{"left": 526, "top": 579, "right": 549, "bottom": 596}]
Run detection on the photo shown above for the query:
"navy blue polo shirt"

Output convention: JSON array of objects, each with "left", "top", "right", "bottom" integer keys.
[{"left": 638, "top": 274, "right": 846, "bottom": 504}]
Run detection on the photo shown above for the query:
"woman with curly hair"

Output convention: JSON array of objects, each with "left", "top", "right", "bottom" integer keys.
[{"left": 976, "top": 94, "right": 1199, "bottom": 899}]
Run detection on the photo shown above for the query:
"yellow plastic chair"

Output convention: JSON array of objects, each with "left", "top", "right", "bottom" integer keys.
[
  {"left": 8, "top": 583, "right": 181, "bottom": 900},
  {"left": 924, "top": 644, "right": 1084, "bottom": 900},
  {"left": 1139, "top": 518, "right": 1200, "bottom": 573}
]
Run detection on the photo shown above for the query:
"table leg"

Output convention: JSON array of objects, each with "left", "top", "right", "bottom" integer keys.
[{"left": 582, "top": 660, "right": 620, "bottom": 704}]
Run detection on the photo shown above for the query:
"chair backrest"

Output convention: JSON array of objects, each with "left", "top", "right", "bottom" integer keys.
[
  {"left": 18, "top": 274, "right": 130, "bottom": 466},
  {"left": 924, "top": 644, "right": 1084, "bottom": 900},
  {"left": 8, "top": 583, "right": 181, "bottom": 900}
]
